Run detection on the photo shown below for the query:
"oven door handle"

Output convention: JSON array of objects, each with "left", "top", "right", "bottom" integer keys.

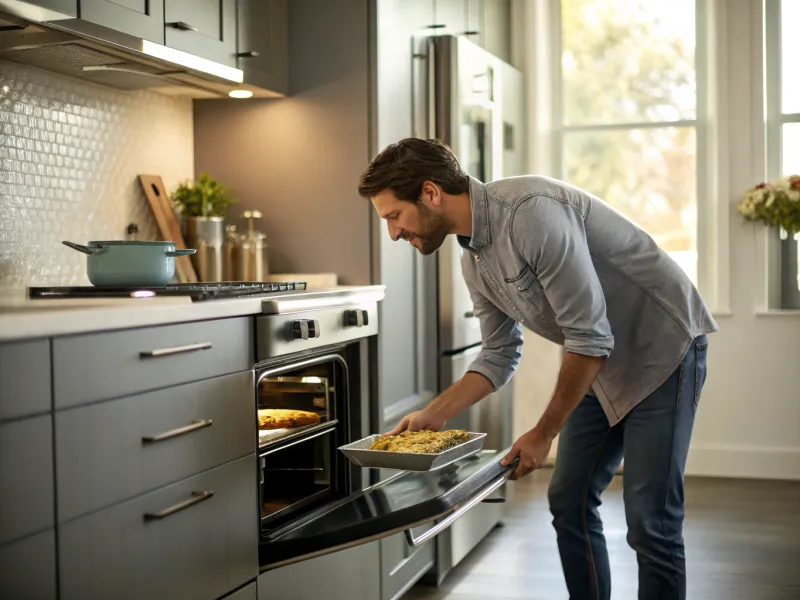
[{"left": 403, "top": 471, "right": 510, "bottom": 548}]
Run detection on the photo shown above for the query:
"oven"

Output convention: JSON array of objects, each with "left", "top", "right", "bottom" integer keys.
[{"left": 255, "top": 287, "right": 516, "bottom": 573}]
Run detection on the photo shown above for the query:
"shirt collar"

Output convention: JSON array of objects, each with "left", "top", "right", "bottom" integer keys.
[{"left": 457, "top": 176, "right": 491, "bottom": 251}]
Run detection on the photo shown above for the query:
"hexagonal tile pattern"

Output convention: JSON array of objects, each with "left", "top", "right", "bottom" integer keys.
[{"left": 0, "top": 59, "right": 194, "bottom": 288}]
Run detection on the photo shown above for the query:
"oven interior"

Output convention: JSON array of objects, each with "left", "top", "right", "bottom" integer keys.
[{"left": 257, "top": 352, "right": 352, "bottom": 529}]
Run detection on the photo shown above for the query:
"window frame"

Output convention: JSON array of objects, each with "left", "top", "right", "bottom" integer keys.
[
  {"left": 764, "top": 0, "right": 800, "bottom": 180},
  {"left": 550, "top": 0, "right": 709, "bottom": 288}
]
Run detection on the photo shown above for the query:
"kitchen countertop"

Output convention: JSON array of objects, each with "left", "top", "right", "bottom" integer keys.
[{"left": 0, "top": 286, "right": 385, "bottom": 342}]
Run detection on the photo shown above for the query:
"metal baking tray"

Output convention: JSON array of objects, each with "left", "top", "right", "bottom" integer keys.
[{"left": 338, "top": 432, "right": 487, "bottom": 472}]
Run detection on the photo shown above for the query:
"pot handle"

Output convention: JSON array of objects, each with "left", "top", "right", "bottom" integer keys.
[
  {"left": 166, "top": 249, "right": 196, "bottom": 257},
  {"left": 62, "top": 241, "right": 105, "bottom": 255}
]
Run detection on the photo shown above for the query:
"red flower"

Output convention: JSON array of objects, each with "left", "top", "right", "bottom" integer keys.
[
  {"left": 755, "top": 182, "right": 771, "bottom": 190},
  {"left": 789, "top": 175, "right": 800, "bottom": 190}
]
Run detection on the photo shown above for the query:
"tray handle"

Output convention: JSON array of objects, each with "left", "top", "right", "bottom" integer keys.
[{"left": 403, "top": 466, "right": 513, "bottom": 548}]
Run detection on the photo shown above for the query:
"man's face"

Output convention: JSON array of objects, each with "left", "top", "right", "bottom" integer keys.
[{"left": 371, "top": 187, "right": 452, "bottom": 255}]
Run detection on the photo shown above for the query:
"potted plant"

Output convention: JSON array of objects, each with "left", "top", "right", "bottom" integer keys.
[
  {"left": 170, "top": 173, "right": 237, "bottom": 281},
  {"left": 737, "top": 174, "right": 800, "bottom": 308}
]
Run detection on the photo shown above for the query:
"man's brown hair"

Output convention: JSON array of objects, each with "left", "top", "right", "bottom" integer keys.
[{"left": 357, "top": 138, "right": 470, "bottom": 202}]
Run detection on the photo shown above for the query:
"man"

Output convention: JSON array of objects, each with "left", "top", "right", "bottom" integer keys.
[{"left": 357, "top": 137, "right": 717, "bottom": 600}]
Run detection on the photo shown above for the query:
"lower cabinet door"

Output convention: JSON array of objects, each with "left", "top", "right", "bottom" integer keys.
[
  {"left": 380, "top": 531, "right": 434, "bottom": 600},
  {"left": 59, "top": 454, "right": 258, "bottom": 600},
  {"left": 257, "top": 542, "right": 380, "bottom": 600},
  {"left": 0, "top": 529, "right": 57, "bottom": 600}
]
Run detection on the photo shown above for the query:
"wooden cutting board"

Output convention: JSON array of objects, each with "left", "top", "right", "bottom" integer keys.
[{"left": 138, "top": 174, "right": 198, "bottom": 283}]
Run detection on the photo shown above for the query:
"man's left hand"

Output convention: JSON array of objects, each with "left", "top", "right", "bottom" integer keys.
[{"left": 500, "top": 427, "right": 554, "bottom": 480}]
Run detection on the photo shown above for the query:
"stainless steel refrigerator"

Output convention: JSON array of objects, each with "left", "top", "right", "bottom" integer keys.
[{"left": 412, "top": 34, "right": 527, "bottom": 585}]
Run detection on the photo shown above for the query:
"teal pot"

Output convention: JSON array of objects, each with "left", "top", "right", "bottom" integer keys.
[{"left": 62, "top": 240, "right": 196, "bottom": 287}]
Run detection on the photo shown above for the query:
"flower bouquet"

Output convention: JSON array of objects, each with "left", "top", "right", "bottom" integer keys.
[{"left": 737, "top": 175, "right": 800, "bottom": 235}]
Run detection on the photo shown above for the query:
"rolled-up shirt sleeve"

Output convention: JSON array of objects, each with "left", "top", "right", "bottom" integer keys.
[
  {"left": 463, "top": 267, "right": 523, "bottom": 390},
  {"left": 512, "top": 195, "right": 614, "bottom": 357}
]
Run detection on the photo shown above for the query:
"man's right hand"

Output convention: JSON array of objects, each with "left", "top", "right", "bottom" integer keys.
[{"left": 385, "top": 409, "right": 446, "bottom": 436}]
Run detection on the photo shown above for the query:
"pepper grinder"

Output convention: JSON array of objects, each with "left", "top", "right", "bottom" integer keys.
[{"left": 240, "top": 209, "right": 269, "bottom": 281}]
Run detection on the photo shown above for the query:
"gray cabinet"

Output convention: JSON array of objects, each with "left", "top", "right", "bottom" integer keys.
[
  {"left": 80, "top": 0, "right": 165, "bottom": 44},
  {"left": 0, "top": 529, "right": 57, "bottom": 600},
  {"left": 380, "top": 532, "right": 434, "bottom": 600},
  {"left": 22, "top": 0, "right": 77, "bottom": 15},
  {"left": 59, "top": 453, "right": 258, "bottom": 600},
  {"left": 481, "top": 0, "right": 511, "bottom": 62},
  {"left": 165, "top": 0, "right": 237, "bottom": 67},
  {"left": 236, "top": 0, "right": 288, "bottom": 94},
  {"left": 52, "top": 316, "right": 253, "bottom": 408},
  {"left": 55, "top": 370, "right": 255, "bottom": 522},
  {"left": 0, "top": 416, "right": 54, "bottom": 545},
  {"left": 374, "top": 0, "right": 439, "bottom": 432},
  {"left": 0, "top": 339, "right": 51, "bottom": 421},
  {"left": 257, "top": 542, "right": 380, "bottom": 600}
]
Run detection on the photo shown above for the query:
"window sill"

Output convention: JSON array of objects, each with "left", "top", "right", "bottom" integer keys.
[{"left": 755, "top": 309, "right": 800, "bottom": 317}]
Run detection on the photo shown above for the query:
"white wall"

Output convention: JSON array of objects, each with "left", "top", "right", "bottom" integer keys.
[
  {"left": 510, "top": 0, "right": 800, "bottom": 480},
  {"left": 0, "top": 60, "right": 194, "bottom": 289}
]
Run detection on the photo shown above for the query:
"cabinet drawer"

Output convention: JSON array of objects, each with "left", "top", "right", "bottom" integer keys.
[
  {"left": 380, "top": 531, "right": 434, "bottom": 600},
  {"left": 56, "top": 371, "right": 256, "bottom": 522},
  {"left": 0, "top": 529, "right": 57, "bottom": 600},
  {"left": 53, "top": 317, "right": 253, "bottom": 408},
  {"left": 0, "top": 416, "right": 54, "bottom": 545},
  {"left": 224, "top": 582, "right": 256, "bottom": 600},
  {"left": 0, "top": 339, "right": 51, "bottom": 421},
  {"left": 60, "top": 454, "right": 258, "bottom": 600}
]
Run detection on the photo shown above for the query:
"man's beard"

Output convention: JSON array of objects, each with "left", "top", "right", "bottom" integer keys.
[{"left": 411, "top": 203, "right": 452, "bottom": 255}]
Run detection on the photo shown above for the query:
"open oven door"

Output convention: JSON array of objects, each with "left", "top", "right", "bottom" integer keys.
[{"left": 258, "top": 449, "right": 515, "bottom": 571}]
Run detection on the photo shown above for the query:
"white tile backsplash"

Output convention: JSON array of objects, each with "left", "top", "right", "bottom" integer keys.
[{"left": 0, "top": 59, "right": 194, "bottom": 289}]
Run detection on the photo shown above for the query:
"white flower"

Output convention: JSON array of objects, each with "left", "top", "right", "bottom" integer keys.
[
  {"left": 774, "top": 177, "right": 791, "bottom": 193},
  {"left": 789, "top": 189, "right": 800, "bottom": 202}
]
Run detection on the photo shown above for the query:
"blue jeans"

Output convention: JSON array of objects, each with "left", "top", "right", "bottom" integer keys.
[{"left": 548, "top": 335, "right": 708, "bottom": 600}]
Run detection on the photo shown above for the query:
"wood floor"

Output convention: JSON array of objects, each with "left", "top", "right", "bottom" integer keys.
[{"left": 403, "top": 469, "right": 800, "bottom": 600}]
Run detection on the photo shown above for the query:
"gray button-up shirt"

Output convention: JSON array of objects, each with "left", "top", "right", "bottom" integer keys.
[{"left": 461, "top": 175, "right": 718, "bottom": 425}]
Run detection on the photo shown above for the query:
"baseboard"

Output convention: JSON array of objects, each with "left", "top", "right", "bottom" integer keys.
[
  {"left": 685, "top": 444, "right": 800, "bottom": 480},
  {"left": 542, "top": 447, "right": 800, "bottom": 480}
]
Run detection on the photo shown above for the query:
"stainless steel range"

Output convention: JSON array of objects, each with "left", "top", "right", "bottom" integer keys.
[{"left": 251, "top": 287, "right": 517, "bottom": 574}]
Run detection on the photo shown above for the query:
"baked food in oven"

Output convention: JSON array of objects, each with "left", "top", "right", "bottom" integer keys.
[
  {"left": 258, "top": 408, "right": 321, "bottom": 430},
  {"left": 369, "top": 429, "right": 469, "bottom": 454}
]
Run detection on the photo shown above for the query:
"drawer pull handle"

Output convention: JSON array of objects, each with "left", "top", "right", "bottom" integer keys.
[
  {"left": 167, "top": 21, "right": 199, "bottom": 32},
  {"left": 144, "top": 490, "right": 214, "bottom": 521},
  {"left": 142, "top": 419, "right": 213, "bottom": 443},
  {"left": 140, "top": 342, "right": 212, "bottom": 358}
]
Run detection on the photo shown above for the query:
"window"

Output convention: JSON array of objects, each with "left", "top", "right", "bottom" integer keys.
[
  {"left": 766, "top": 0, "right": 800, "bottom": 178},
  {"left": 765, "top": 0, "right": 800, "bottom": 306},
  {"left": 557, "top": 0, "right": 701, "bottom": 283}
]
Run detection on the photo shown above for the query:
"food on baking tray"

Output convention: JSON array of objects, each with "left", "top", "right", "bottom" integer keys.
[
  {"left": 258, "top": 408, "right": 321, "bottom": 430},
  {"left": 369, "top": 429, "right": 469, "bottom": 454}
]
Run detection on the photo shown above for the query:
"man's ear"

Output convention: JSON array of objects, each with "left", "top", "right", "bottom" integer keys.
[{"left": 420, "top": 180, "right": 442, "bottom": 207}]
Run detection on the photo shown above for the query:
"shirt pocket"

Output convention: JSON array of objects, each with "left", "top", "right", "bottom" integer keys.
[
  {"left": 504, "top": 267, "right": 562, "bottom": 340},
  {"left": 504, "top": 265, "right": 543, "bottom": 301}
]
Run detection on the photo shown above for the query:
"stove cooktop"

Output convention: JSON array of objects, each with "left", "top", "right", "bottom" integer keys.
[{"left": 28, "top": 281, "right": 307, "bottom": 302}]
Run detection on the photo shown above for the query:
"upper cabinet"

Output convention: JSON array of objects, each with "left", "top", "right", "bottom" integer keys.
[
  {"left": 24, "top": 0, "right": 77, "bottom": 15},
  {"left": 80, "top": 0, "right": 165, "bottom": 44},
  {"left": 433, "top": 0, "right": 466, "bottom": 34},
  {"left": 236, "top": 0, "right": 288, "bottom": 95},
  {"left": 164, "top": 0, "right": 237, "bottom": 67}
]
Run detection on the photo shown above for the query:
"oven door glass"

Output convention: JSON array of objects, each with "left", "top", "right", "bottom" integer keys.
[{"left": 259, "top": 448, "right": 514, "bottom": 571}]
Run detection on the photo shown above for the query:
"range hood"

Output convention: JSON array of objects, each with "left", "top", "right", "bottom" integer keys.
[{"left": 0, "top": 0, "right": 282, "bottom": 99}]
